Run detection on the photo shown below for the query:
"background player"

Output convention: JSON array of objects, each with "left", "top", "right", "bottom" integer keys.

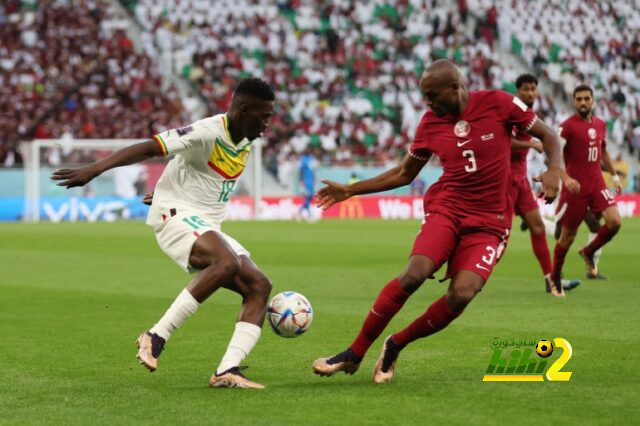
[
  {"left": 298, "top": 148, "right": 317, "bottom": 222},
  {"left": 311, "top": 60, "right": 578, "bottom": 383},
  {"left": 52, "top": 78, "right": 275, "bottom": 390},
  {"left": 510, "top": 74, "right": 580, "bottom": 296},
  {"left": 551, "top": 84, "right": 623, "bottom": 288}
]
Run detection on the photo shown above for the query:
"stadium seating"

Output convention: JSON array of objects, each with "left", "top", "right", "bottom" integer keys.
[{"left": 0, "top": 0, "right": 185, "bottom": 166}]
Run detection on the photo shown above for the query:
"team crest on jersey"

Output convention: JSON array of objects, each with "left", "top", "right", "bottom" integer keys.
[
  {"left": 454, "top": 120, "right": 470, "bottom": 137},
  {"left": 588, "top": 128, "right": 597, "bottom": 140}
]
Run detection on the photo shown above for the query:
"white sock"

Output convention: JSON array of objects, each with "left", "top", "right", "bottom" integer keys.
[
  {"left": 588, "top": 232, "right": 603, "bottom": 267},
  {"left": 149, "top": 289, "right": 199, "bottom": 341},
  {"left": 216, "top": 322, "right": 262, "bottom": 375}
]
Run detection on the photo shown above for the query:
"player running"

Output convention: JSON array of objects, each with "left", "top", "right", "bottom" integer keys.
[
  {"left": 311, "top": 60, "right": 579, "bottom": 384},
  {"left": 509, "top": 74, "right": 580, "bottom": 297},
  {"left": 551, "top": 84, "right": 622, "bottom": 288},
  {"left": 52, "top": 78, "right": 275, "bottom": 389}
]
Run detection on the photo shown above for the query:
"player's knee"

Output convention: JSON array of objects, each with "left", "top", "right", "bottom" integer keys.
[
  {"left": 249, "top": 276, "right": 272, "bottom": 304},
  {"left": 398, "top": 271, "right": 427, "bottom": 293},
  {"left": 530, "top": 222, "right": 545, "bottom": 236},
  {"left": 216, "top": 255, "right": 241, "bottom": 281},
  {"left": 447, "top": 281, "right": 482, "bottom": 310}
]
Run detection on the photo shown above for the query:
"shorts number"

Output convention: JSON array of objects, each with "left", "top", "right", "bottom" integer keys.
[
  {"left": 481, "top": 245, "right": 497, "bottom": 265},
  {"left": 601, "top": 189, "right": 614, "bottom": 201},
  {"left": 218, "top": 179, "right": 237, "bottom": 202},
  {"left": 588, "top": 146, "right": 598, "bottom": 162},
  {"left": 462, "top": 150, "right": 477, "bottom": 172},
  {"left": 182, "top": 215, "right": 209, "bottom": 230},
  {"left": 545, "top": 338, "right": 573, "bottom": 381}
]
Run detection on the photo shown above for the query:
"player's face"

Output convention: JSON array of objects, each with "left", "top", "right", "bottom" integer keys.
[
  {"left": 516, "top": 82, "right": 537, "bottom": 108},
  {"left": 420, "top": 75, "right": 461, "bottom": 117},
  {"left": 573, "top": 90, "right": 593, "bottom": 118},
  {"left": 242, "top": 100, "right": 274, "bottom": 141}
]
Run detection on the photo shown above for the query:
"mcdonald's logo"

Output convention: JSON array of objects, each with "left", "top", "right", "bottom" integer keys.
[{"left": 339, "top": 197, "right": 364, "bottom": 218}]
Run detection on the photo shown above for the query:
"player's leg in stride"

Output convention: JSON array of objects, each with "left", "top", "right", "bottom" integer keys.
[
  {"left": 583, "top": 210, "right": 609, "bottom": 279},
  {"left": 373, "top": 270, "right": 479, "bottom": 383},
  {"left": 579, "top": 205, "right": 621, "bottom": 279},
  {"left": 209, "top": 256, "right": 271, "bottom": 390},
  {"left": 312, "top": 255, "right": 435, "bottom": 377}
]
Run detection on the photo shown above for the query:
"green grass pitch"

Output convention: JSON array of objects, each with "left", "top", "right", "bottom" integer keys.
[{"left": 1, "top": 218, "right": 639, "bottom": 424}]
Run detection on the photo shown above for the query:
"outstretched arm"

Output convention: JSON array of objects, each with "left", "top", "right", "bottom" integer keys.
[
  {"left": 601, "top": 147, "right": 623, "bottom": 194},
  {"left": 51, "top": 140, "right": 163, "bottom": 188},
  {"left": 527, "top": 119, "right": 580, "bottom": 201},
  {"left": 511, "top": 138, "right": 543, "bottom": 153},
  {"left": 315, "top": 153, "right": 429, "bottom": 210}
]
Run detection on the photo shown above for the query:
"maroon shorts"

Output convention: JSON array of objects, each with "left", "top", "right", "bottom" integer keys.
[
  {"left": 410, "top": 211, "right": 510, "bottom": 281},
  {"left": 556, "top": 185, "right": 617, "bottom": 230},
  {"left": 511, "top": 174, "right": 538, "bottom": 216}
]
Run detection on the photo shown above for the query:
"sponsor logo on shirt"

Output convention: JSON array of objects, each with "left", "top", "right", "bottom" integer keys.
[
  {"left": 177, "top": 126, "right": 194, "bottom": 136},
  {"left": 481, "top": 133, "right": 494, "bottom": 141},
  {"left": 454, "top": 120, "right": 470, "bottom": 137},
  {"left": 457, "top": 139, "right": 472, "bottom": 147}
]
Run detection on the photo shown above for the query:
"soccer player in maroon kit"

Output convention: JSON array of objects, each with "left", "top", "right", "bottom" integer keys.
[
  {"left": 311, "top": 60, "right": 579, "bottom": 383},
  {"left": 552, "top": 84, "right": 622, "bottom": 287},
  {"left": 510, "top": 74, "right": 580, "bottom": 297}
]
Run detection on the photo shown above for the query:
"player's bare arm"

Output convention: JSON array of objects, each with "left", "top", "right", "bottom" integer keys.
[
  {"left": 51, "top": 140, "right": 163, "bottom": 188},
  {"left": 527, "top": 119, "right": 580, "bottom": 200},
  {"left": 601, "top": 147, "right": 623, "bottom": 194},
  {"left": 511, "top": 138, "right": 543, "bottom": 153},
  {"left": 315, "top": 153, "right": 429, "bottom": 210}
]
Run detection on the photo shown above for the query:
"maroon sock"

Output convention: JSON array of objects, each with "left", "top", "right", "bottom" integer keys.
[
  {"left": 552, "top": 243, "right": 569, "bottom": 279},
  {"left": 531, "top": 232, "right": 552, "bottom": 276},
  {"left": 349, "top": 278, "right": 410, "bottom": 358},
  {"left": 391, "top": 296, "right": 462, "bottom": 347},
  {"left": 584, "top": 224, "right": 617, "bottom": 256}
]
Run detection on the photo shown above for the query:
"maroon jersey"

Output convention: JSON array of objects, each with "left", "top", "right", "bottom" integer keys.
[
  {"left": 510, "top": 128, "right": 531, "bottom": 177},
  {"left": 410, "top": 90, "right": 537, "bottom": 224},
  {"left": 558, "top": 114, "right": 607, "bottom": 189}
]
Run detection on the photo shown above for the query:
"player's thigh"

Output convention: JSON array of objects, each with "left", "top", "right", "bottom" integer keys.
[
  {"left": 446, "top": 230, "right": 505, "bottom": 282},
  {"left": 521, "top": 207, "right": 545, "bottom": 234},
  {"left": 591, "top": 188, "right": 619, "bottom": 226},
  {"left": 189, "top": 230, "right": 241, "bottom": 271},
  {"left": 410, "top": 211, "right": 459, "bottom": 272}
]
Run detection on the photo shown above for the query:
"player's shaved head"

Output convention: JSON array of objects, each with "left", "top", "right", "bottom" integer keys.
[{"left": 419, "top": 60, "right": 468, "bottom": 117}]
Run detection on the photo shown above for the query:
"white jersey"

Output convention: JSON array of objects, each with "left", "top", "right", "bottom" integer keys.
[{"left": 146, "top": 113, "right": 252, "bottom": 229}]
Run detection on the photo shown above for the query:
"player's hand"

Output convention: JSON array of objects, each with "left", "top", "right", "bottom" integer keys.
[
  {"left": 562, "top": 176, "right": 581, "bottom": 194},
  {"left": 613, "top": 181, "right": 623, "bottom": 195},
  {"left": 315, "top": 179, "right": 350, "bottom": 210},
  {"left": 534, "top": 168, "right": 561, "bottom": 203},
  {"left": 531, "top": 140, "right": 544, "bottom": 153},
  {"left": 50, "top": 166, "right": 99, "bottom": 188},
  {"left": 142, "top": 191, "right": 154, "bottom": 205}
]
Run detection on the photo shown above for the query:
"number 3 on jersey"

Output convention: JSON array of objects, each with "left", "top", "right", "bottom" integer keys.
[
  {"left": 218, "top": 179, "right": 237, "bottom": 202},
  {"left": 463, "top": 150, "right": 477, "bottom": 172}
]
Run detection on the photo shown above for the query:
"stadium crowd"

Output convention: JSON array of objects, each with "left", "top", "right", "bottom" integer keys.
[
  {"left": 0, "top": 0, "right": 185, "bottom": 166},
  {"left": 491, "top": 0, "right": 640, "bottom": 157},
  {"left": 1, "top": 0, "right": 639, "bottom": 178}
]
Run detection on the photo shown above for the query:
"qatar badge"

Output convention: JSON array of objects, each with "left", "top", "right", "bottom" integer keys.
[
  {"left": 454, "top": 120, "right": 470, "bottom": 137},
  {"left": 588, "top": 128, "right": 597, "bottom": 140}
]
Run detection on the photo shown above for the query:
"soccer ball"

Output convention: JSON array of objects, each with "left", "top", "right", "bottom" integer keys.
[
  {"left": 536, "top": 340, "right": 554, "bottom": 358},
  {"left": 267, "top": 291, "right": 313, "bottom": 338}
]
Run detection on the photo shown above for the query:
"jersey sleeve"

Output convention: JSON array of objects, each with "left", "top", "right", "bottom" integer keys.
[
  {"left": 408, "top": 112, "right": 432, "bottom": 160},
  {"left": 496, "top": 90, "right": 537, "bottom": 134},
  {"left": 152, "top": 119, "right": 210, "bottom": 156},
  {"left": 557, "top": 120, "right": 571, "bottom": 149}
]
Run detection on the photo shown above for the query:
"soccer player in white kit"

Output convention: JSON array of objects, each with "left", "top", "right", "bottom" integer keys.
[{"left": 52, "top": 78, "right": 275, "bottom": 389}]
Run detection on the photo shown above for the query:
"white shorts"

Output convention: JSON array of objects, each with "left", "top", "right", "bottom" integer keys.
[{"left": 153, "top": 211, "right": 250, "bottom": 274}]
